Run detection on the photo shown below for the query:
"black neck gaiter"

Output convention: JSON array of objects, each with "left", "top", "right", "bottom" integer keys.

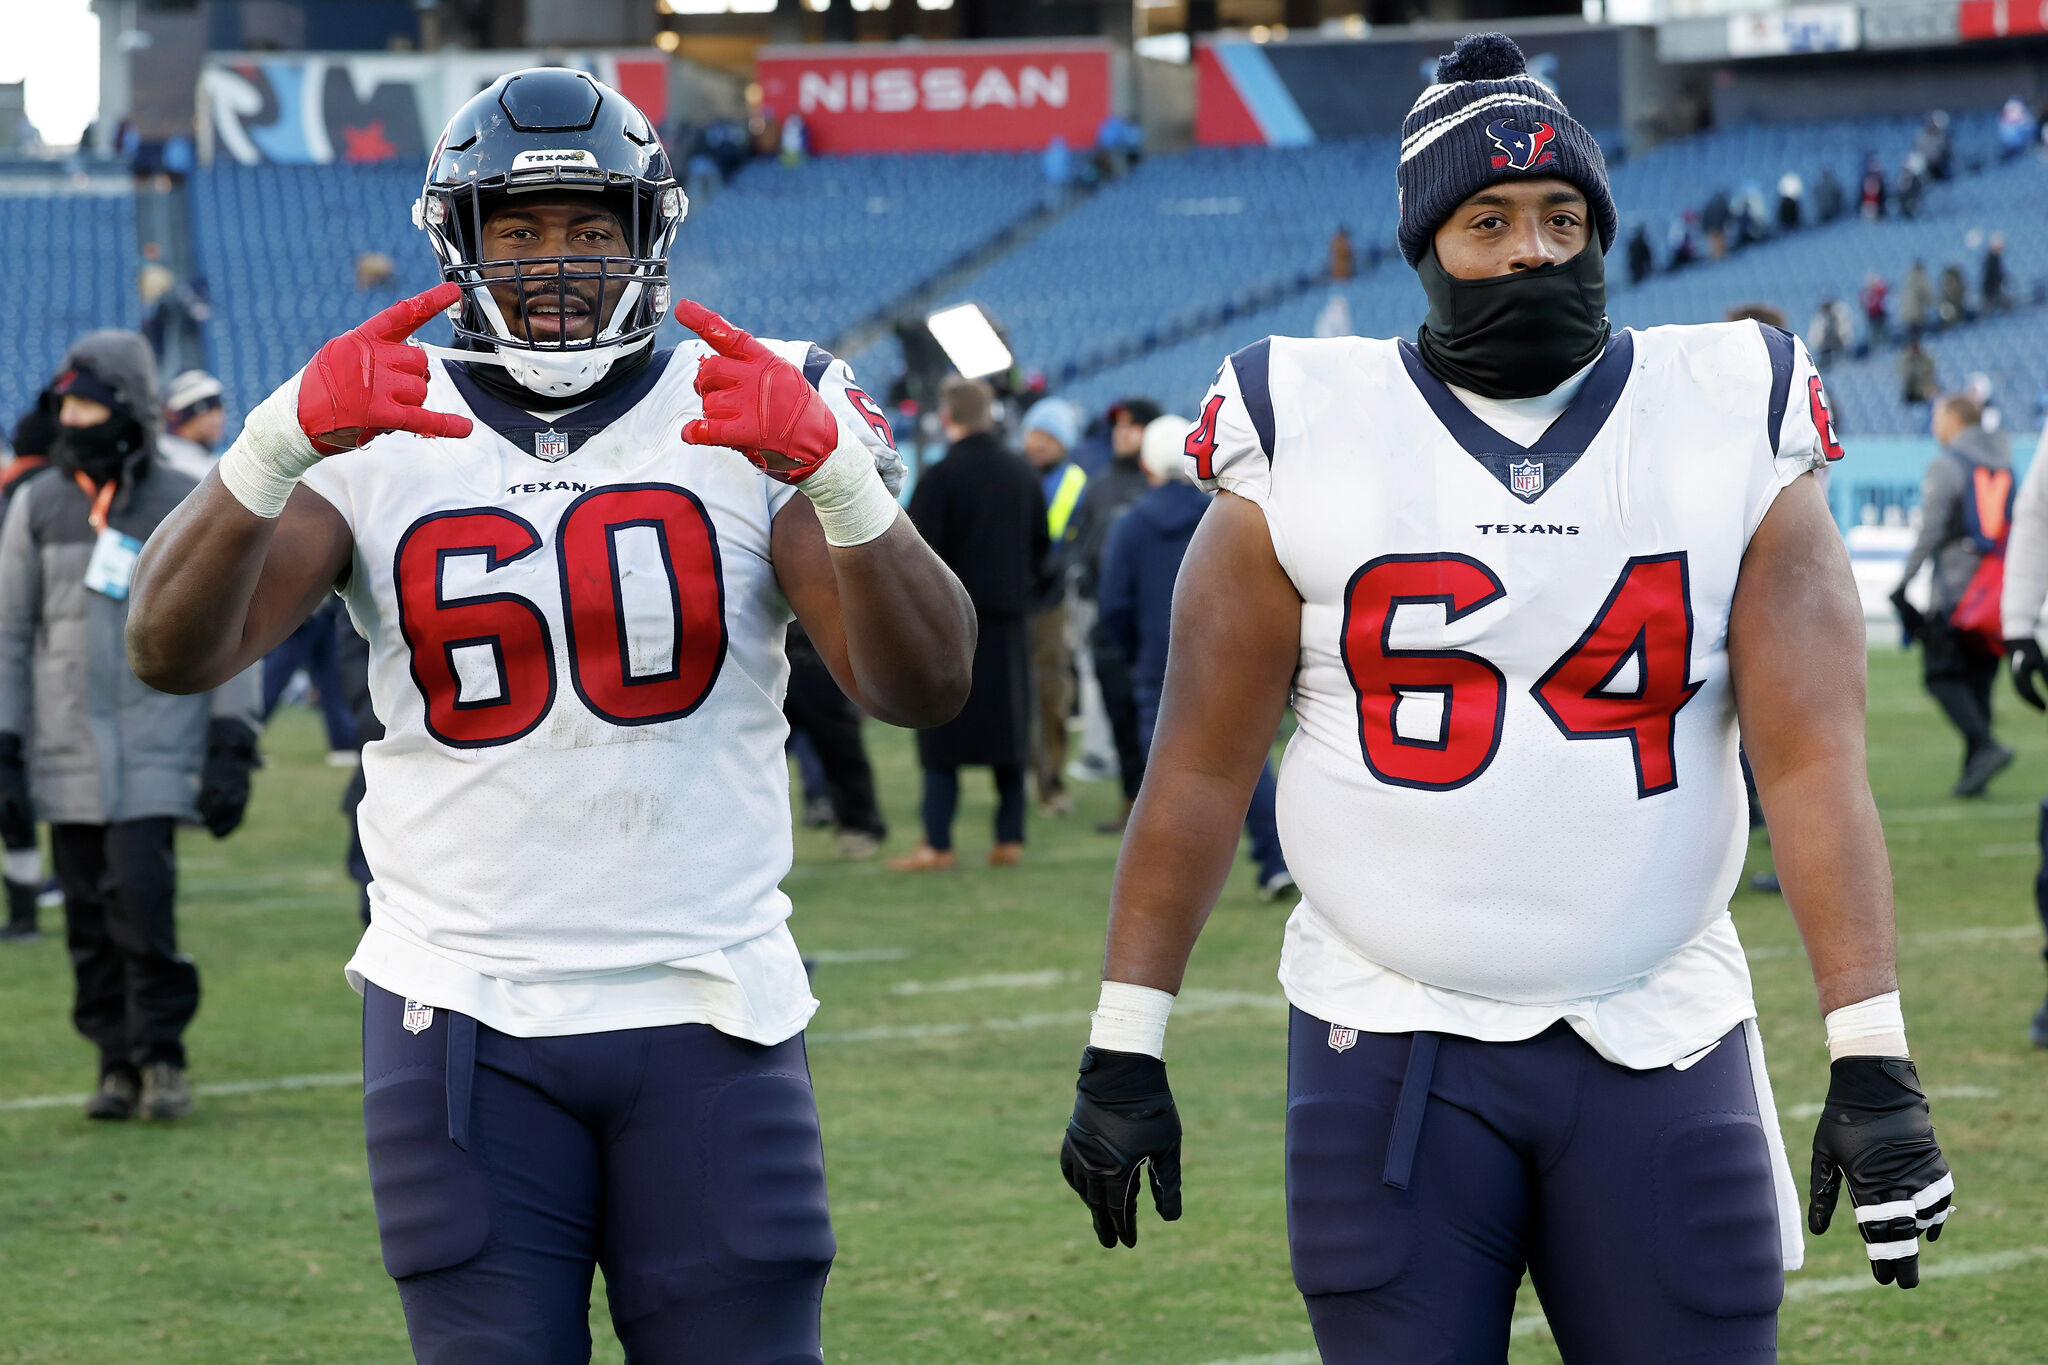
[
  {"left": 53, "top": 419, "right": 144, "bottom": 486},
  {"left": 1416, "top": 243, "right": 1611, "bottom": 400}
]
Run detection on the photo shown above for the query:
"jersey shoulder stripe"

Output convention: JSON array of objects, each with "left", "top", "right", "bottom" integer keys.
[
  {"left": 1227, "top": 336, "right": 1277, "bottom": 461},
  {"left": 1758, "top": 322, "right": 1796, "bottom": 452}
]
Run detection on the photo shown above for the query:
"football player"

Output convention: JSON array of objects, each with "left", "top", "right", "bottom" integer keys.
[
  {"left": 124, "top": 69, "right": 973, "bottom": 1363},
  {"left": 1061, "top": 34, "right": 1953, "bottom": 1363}
]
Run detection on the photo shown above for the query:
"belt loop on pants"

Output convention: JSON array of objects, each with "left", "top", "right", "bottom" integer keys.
[
  {"left": 446, "top": 1012, "right": 477, "bottom": 1152},
  {"left": 1382, "top": 1031, "right": 1439, "bottom": 1191}
]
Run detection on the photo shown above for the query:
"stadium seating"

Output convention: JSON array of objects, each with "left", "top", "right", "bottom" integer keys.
[
  {"left": 81, "top": 101, "right": 2038, "bottom": 443},
  {"left": 187, "top": 154, "right": 1048, "bottom": 426},
  {"left": 0, "top": 186, "right": 138, "bottom": 433}
]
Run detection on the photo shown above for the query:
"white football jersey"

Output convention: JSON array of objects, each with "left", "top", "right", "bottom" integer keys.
[
  {"left": 301, "top": 338, "right": 902, "bottom": 1032},
  {"left": 1192, "top": 321, "right": 1840, "bottom": 1070}
]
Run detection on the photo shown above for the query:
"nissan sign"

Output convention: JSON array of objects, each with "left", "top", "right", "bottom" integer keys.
[{"left": 755, "top": 41, "right": 1116, "bottom": 154}]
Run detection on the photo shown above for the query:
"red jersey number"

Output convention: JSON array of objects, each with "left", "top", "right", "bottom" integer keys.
[
  {"left": 1342, "top": 553, "right": 1701, "bottom": 798},
  {"left": 395, "top": 485, "right": 726, "bottom": 748}
]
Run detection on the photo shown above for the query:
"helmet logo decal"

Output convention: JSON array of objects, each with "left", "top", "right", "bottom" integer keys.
[
  {"left": 511, "top": 148, "right": 600, "bottom": 171},
  {"left": 1487, "top": 117, "right": 1557, "bottom": 171}
]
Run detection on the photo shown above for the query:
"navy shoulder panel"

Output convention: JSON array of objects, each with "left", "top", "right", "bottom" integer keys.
[
  {"left": 1226, "top": 337, "right": 1276, "bottom": 462},
  {"left": 1758, "top": 322, "right": 1796, "bottom": 454},
  {"left": 802, "top": 344, "right": 836, "bottom": 390}
]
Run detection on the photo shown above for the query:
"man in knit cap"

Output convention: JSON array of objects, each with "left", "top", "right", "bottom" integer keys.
[{"left": 1062, "top": 32, "right": 1953, "bottom": 1358}]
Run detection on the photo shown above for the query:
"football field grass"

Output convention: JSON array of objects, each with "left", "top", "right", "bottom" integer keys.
[{"left": 2, "top": 647, "right": 2045, "bottom": 1363}]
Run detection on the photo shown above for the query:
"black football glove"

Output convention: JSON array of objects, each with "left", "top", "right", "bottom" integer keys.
[
  {"left": 2007, "top": 637, "right": 2047, "bottom": 710},
  {"left": 1808, "top": 1056, "right": 1954, "bottom": 1288},
  {"left": 196, "top": 718, "right": 259, "bottom": 838},
  {"left": 0, "top": 732, "right": 32, "bottom": 848},
  {"left": 1889, "top": 586, "right": 1925, "bottom": 644},
  {"left": 1061, "top": 1047, "right": 1182, "bottom": 1249}
]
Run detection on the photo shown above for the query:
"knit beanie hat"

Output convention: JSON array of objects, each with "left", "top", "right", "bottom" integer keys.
[{"left": 1396, "top": 33, "right": 1618, "bottom": 267}]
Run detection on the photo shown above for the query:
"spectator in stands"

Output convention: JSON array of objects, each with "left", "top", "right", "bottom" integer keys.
[
  {"left": 892, "top": 377, "right": 1048, "bottom": 872},
  {"left": 1897, "top": 154, "right": 1925, "bottom": 220},
  {"left": 1860, "top": 153, "right": 1888, "bottom": 219},
  {"left": 1861, "top": 271, "right": 1891, "bottom": 345},
  {"left": 1893, "top": 391, "right": 2013, "bottom": 797},
  {"left": 1984, "top": 233, "right": 2011, "bottom": 313},
  {"left": 1810, "top": 297, "right": 1854, "bottom": 368},
  {"left": 1916, "top": 111, "right": 1954, "bottom": 181},
  {"left": 0, "top": 396, "right": 57, "bottom": 943},
  {"left": 1776, "top": 172, "right": 1804, "bottom": 232},
  {"left": 354, "top": 251, "right": 396, "bottom": 292},
  {"left": 0, "top": 332, "right": 261, "bottom": 1120},
  {"left": 1625, "top": 223, "right": 1654, "bottom": 285},
  {"left": 157, "top": 370, "right": 223, "bottom": 481},
  {"left": 1733, "top": 180, "right": 1770, "bottom": 247},
  {"left": 1899, "top": 335, "right": 1939, "bottom": 404},
  {"left": 1098, "top": 415, "right": 1292, "bottom": 901},
  {"left": 1021, "top": 397, "right": 1087, "bottom": 817},
  {"left": 784, "top": 624, "right": 889, "bottom": 859},
  {"left": 1042, "top": 135, "right": 1073, "bottom": 195},
  {"left": 1701, "top": 187, "right": 1730, "bottom": 259},
  {"left": 1066, "top": 398, "right": 1159, "bottom": 835},
  {"left": 1329, "top": 226, "right": 1355, "bottom": 282},
  {"left": 1900, "top": 261, "right": 1935, "bottom": 339},
  {"left": 1666, "top": 210, "right": 1699, "bottom": 270},
  {"left": 1940, "top": 261, "right": 1972, "bottom": 327},
  {"left": 1813, "top": 165, "right": 1846, "bottom": 224},
  {"left": 2000, "top": 97, "right": 2035, "bottom": 161}
]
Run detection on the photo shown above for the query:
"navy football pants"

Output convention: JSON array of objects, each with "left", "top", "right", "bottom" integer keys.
[
  {"left": 361, "top": 984, "right": 835, "bottom": 1364},
  {"left": 1286, "top": 1010, "right": 1782, "bottom": 1364}
]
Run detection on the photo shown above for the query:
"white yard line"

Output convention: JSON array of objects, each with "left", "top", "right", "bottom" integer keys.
[
  {"left": 1183, "top": 1246, "right": 2048, "bottom": 1364},
  {"left": 809, "top": 989, "right": 1283, "bottom": 1046},
  {"left": 1883, "top": 802, "right": 2037, "bottom": 824},
  {"left": 890, "top": 969, "right": 1070, "bottom": 995},
  {"left": 809, "top": 948, "right": 911, "bottom": 964},
  {"left": 0, "top": 1071, "right": 362, "bottom": 1113},
  {"left": 1782, "top": 1085, "right": 2000, "bottom": 1121}
]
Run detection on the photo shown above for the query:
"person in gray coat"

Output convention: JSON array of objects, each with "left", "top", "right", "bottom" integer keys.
[
  {"left": 0, "top": 331, "right": 261, "bottom": 1122},
  {"left": 1891, "top": 391, "right": 2014, "bottom": 797}
]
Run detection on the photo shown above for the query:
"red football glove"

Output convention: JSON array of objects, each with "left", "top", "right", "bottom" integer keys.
[
  {"left": 299, "top": 283, "right": 473, "bottom": 454},
  {"left": 675, "top": 299, "right": 840, "bottom": 485}
]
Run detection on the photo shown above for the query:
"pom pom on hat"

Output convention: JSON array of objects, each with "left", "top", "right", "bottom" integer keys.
[{"left": 1434, "top": 32, "right": 1528, "bottom": 84}]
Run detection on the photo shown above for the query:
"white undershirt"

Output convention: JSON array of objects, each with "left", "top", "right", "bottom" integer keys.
[
  {"left": 348, "top": 913, "right": 818, "bottom": 1044},
  {"left": 1444, "top": 355, "right": 1598, "bottom": 446}
]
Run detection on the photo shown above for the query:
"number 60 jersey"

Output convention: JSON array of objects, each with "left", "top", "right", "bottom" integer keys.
[
  {"left": 1193, "top": 321, "right": 1840, "bottom": 1070},
  {"left": 300, "top": 340, "right": 900, "bottom": 1040}
]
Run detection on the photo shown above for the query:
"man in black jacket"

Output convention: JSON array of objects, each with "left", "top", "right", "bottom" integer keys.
[
  {"left": 0, "top": 396, "right": 57, "bottom": 942},
  {"left": 1065, "top": 397, "right": 1158, "bottom": 833},
  {"left": 891, "top": 378, "right": 1048, "bottom": 870}
]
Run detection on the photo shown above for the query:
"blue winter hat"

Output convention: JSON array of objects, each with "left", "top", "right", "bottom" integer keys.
[
  {"left": 1022, "top": 397, "right": 1081, "bottom": 454},
  {"left": 1395, "top": 33, "right": 1617, "bottom": 267}
]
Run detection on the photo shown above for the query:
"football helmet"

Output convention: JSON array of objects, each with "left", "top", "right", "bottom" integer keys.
[{"left": 414, "top": 67, "right": 685, "bottom": 399}]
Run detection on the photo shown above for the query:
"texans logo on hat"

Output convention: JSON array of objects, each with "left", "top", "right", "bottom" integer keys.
[{"left": 1487, "top": 118, "right": 1558, "bottom": 172}]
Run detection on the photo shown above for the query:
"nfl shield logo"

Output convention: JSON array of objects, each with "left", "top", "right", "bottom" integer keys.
[
  {"left": 1509, "top": 458, "right": 1544, "bottom": 499},
  {"left": 402, "top": 999, "right": 434, "bottom": 1035},
  {"left": 533, "top": 429, "right": 569, "bottom": 462},
  {"left": 1327, "top": 1024, "right": 1358, "bottom": 1054}
]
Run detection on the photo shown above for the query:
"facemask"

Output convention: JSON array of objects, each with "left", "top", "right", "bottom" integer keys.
[
  {"left": 1416, "top": 242, "right": 1610, "bottom": 400},
  {"left": 53, "top": 419, "right": 143, "bottom": 485}
]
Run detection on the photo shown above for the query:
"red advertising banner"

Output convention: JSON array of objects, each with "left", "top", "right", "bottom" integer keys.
[
  {"left": 755, "top": 41, "right": 1114, "bottom": 154},
  {"left": 1960, "top": 0, "right": 2048, "bottom": 38}
]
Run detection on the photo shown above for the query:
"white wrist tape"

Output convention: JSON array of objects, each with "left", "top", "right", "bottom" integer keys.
[
  {"left": 800, "top": 423, "right": 900, "bottom": 548},
  {"left": 1825, "top": 990, "right": 1910, "bottom": 1061},
  {"left": 1089, "top": 980, "right": 1175, "bottom": 1059},
  {"left": 217, "top": 369, "right": 322, "bottom": 519}
]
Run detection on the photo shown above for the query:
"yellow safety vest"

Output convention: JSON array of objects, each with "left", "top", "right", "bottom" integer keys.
[{"left": 1047, "top": 463, "right": 1088, "bottom": 542}]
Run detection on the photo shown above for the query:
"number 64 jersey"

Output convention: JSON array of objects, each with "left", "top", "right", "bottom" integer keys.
[
  {"left": 1192, "top": 321, "right": 1841, "bottom": 1071},
  {"left": 299, "top": 339, "right": 901, "bottom": 1043}
]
